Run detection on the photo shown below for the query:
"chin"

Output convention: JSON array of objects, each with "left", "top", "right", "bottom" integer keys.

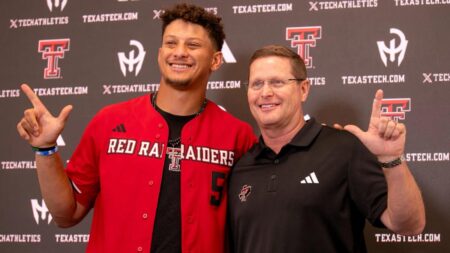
[
  {"left": 164, "top": 77, "right": 192, "bottom": 89},
  {"left": 257, "top": 118, "right": 279, "bottom": 128}
]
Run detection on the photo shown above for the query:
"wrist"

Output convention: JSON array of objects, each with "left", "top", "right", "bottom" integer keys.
[
  {"left": 378, "top": 154, "right": 405, "bottom": 169},
  {"left": 32, "top": 145, "right": 58, "bottom": 156}
]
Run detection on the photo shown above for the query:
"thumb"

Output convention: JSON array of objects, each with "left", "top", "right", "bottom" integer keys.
[
  {"left": 343, "top": 124, "right": 365, "bottom": 139},
  {"left": 57, "top": 105, "right": 73, "bottom": 123}
]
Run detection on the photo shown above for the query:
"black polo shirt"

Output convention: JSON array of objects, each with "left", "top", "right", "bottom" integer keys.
[{"left": 228, "top": 118, "right": 387, "bottom": 253}]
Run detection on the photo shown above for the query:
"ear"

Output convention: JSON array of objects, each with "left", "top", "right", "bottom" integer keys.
[
  {"left": 300, "top": 79, "right": 310, "bottom": 103},
  {"left": 210, "top": 51, "right": 223, "bottom": 72}
]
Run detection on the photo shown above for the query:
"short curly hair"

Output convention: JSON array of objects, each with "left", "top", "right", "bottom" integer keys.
[{"left": 161, "top": 3, "right": 225, "bottom": 51}]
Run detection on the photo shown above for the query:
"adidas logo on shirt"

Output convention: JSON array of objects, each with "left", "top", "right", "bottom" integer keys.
[
  {"left": 300, "top": 172, "right": 319, "bottom": 184},
  {"left": 112, "top": 123, "right": 126, "bottom": 133}
]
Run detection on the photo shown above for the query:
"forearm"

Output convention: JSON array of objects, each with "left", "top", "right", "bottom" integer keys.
[
  {"left": 35, "top": 153, "right": 80, "bottom": 227},
  {"left": 381, "top": 162, "right": 425, "bottom": 235}
]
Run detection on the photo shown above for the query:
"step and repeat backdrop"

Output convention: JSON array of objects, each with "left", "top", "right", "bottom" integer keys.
[{"left": 1, "top": 0, "right": 449, "bottom": 252}]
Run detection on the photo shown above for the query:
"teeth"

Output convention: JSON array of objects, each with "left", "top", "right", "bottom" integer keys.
[
  {"left": 171, "top": 64, "right": 190, "bottom": 69},
  {"left": 261, "top": 104, "right": 275, "bottom": 109}
]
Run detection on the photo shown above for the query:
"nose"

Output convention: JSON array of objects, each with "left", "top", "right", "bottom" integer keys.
[
  {"left": 173, "top": 44, "right": 188, "bottom": 58},
  {"left": 260, "top": 82, "right": 274, "bottom": 97}
]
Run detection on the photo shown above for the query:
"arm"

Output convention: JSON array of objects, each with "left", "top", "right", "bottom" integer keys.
[
  {"left": 17, "top": 84, "right": 89, "bottom": 227},
  {"left": 336, "top": 89, "right": 425, "bottom": 235}
]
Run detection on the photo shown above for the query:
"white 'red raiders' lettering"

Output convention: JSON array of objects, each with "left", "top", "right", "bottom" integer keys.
[
  {"left": 107, "top": 138, "right": 234, "bottom": 166},
  {"left": 108, "top": 139, "right": 136, "bottom": 154},
  {"left": 181, "top": 145, "right": 234, "bottom": 166},
  {"left": 138, "top": 141, "right": 163, "bottom": 158}
]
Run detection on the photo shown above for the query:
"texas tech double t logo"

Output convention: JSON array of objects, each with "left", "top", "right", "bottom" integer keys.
[
  {"left": 38, "top": 38, "right": 70, "bottom": 79},
  {"left": 286, "top": 26, "right": 322, "bottom": 69}
]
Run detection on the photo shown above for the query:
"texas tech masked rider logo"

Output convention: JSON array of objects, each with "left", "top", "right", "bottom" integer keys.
[
  {"left": 118, "top": 40, "right": 146, "bottom": 77},
  {"left": 38, "top": 38, "right": 70, "bottom": 79},
  {"left": 377, "top": 28, "right": 408, "bottom": 67},
  {"left": 47, "top": 0, "right": 68, "bottom": 12},
  {"left": 381, "top": 98, "right": 411, "bottom": 121},
  {"left": 286, "top": 26, "right": 322, "bottom": 68},
  {"left": 31, "top": 199, "right": 53, "bottom": 225}
]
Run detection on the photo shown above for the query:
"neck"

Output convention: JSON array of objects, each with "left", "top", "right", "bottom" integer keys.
[
  {"left": 260, "top": 117, "right": 306, "bottom": 154},
  {"left": 155, "top": 81, "right": 206, "bottom": 116}
]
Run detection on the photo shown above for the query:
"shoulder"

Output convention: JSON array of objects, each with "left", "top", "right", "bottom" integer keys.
[
  {"left": 86, "top": 95, "right": 152, "bottom": 130},
  {"left": 97, "top": 95, "right": 150, "bottom": 117},
  {"left": 90, "top": 95, "right": 151, "bottom": 123},
  {"left": 317, "top": 124, "right": 362, "bottom": 148},
  {"left": 203, "top": 101, "right": 253, "bottom": 129},
  {"left": 233, "top": 143, "right": 259, "bottom": 168},
  {"left": 318, "top": 124, "right": 375, "bottom": 163}
]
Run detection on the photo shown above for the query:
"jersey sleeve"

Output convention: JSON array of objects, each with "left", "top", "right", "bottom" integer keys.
[
  {"left": 65, "top": 113, "right": 103, "bottom": 209},
  {"left": 347, "top": 136, "right": 388, "bottom": 228}
]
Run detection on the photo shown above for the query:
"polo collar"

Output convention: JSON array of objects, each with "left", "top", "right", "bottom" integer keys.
[{"left": 253, "top": 117, "right": 323, "bottom": 158}]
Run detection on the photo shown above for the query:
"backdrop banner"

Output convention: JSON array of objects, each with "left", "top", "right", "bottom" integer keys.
[{"left": 1, "top": 1, "right": 449, "bottom": 252}]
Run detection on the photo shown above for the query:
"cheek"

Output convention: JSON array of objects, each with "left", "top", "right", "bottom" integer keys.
[
  {"left": 247, "top": 92, "right": 257, "bottom": 105},
  {"left": 157, "top": 52, "right": 164, "bottom": 66}
]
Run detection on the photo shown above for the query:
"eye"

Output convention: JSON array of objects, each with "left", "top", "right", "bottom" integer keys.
[
  {"left": 269, "top": 79, "right": 285, "bottom": 87},
  {"left": 250, "top": 80, "right": 264, "bottom": 90},
  {"left": 187, "top": 42, "right": 201, "bottom": 49},
  {"left": 164, "top": 40, "right": 176, "bottom": 48}
]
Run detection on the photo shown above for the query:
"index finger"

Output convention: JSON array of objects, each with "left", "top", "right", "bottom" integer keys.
[
  {"left": 370, "top": 89, "right": 383, "bottom": 119},
  {"left": 21, "top": 83, "right": 46, "bottom": 109}
]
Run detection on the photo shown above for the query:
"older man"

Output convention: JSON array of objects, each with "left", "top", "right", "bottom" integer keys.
[{"left": 228, "top": 45, "right": 425, "bottom": 253}]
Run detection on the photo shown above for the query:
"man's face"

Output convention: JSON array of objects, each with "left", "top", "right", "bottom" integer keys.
[
  {"left": 248, "top": 56, "right": 309, "bottom": 131},
  {"left": 158, "top": 19, "right": 222, "bottom": 89}
]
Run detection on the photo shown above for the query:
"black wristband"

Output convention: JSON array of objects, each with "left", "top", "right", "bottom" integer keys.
[
  {"left": 31, "top": 146, "right": 57, "bottom": 152},
  {"left": 379, "top": 155, "right": 405, "bottom": 169}
]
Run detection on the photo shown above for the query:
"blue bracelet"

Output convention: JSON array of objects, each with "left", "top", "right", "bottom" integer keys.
[{"left": 32, "top": 146, "right": 58, "bottom": 156}]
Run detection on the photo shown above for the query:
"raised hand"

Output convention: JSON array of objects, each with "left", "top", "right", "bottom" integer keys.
[
  {"left": 334, "top": 89, "right": 405, "bottom": 161},
  {"left": 16, "top": 84, "right": 73, "bottom": 148}
]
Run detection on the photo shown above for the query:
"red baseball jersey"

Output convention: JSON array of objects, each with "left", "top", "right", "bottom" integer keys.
[{"left": 65, "top": 94, "right": 256, "bottom": 253}]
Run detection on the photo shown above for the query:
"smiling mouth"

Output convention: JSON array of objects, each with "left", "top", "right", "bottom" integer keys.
[
  {"left": 169, "top": 63, "right": 193, "bottom": 70},
  {"left": 260, "top": 103, "right": 279, "bottom": 110}
]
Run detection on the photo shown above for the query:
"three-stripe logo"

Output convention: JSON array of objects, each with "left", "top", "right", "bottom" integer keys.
[
  {"left": 112, "top": 123, "right": 126, "bottom": 133},
  {"left": 300, "top": 172, "right": 319, "bottom": 184}
]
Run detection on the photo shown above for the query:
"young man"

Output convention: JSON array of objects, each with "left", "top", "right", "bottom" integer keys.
[
  {"left": 228, "top": 45, "right": 425, "bottom": 253},
  {"left": 17, "top": 4, "right": 256, "bottom": 253}
]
